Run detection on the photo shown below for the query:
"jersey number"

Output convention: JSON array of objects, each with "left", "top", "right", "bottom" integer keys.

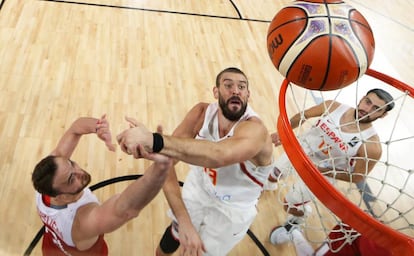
[
  {"left": 204, "top": 167, "right": 217, "bottom": 185},
  {"left": 318, "top": 140, "right": 331, "bottom": 155}
]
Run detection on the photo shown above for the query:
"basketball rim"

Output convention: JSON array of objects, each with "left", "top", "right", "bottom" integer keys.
[{"left": 276, "top": 68, "right": 414, "bottom": 255}]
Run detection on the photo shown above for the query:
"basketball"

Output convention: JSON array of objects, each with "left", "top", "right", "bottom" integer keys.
[{"left": 267, "top": 0, "right": 375, "bottom": 91}]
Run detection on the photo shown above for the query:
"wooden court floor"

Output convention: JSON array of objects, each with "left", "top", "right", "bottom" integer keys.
[{"left": 0, "top": 0, "right": 413, "bottom": 255}]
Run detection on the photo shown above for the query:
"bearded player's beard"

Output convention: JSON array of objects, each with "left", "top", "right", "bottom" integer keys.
[
  {"left": 67, "top": 171, "right": 91, "bottom": 195},
  {"left": 354, "top": 109, "right": 377, "bottom": 123},
  {"left": 218, "top": 94, "right": 248, "bottom": 121}
]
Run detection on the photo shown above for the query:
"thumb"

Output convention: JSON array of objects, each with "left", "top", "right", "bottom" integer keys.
[
  {"left": 125, "top": 116, "right": 139, "bottom": 127},
  {"left": 106, "top": 141, "right": 116, "bottom": 152}
]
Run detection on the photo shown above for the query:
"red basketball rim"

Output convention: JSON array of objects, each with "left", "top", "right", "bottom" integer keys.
[{"left": 276, "top": 68, "right": 414, "bottom": 255}]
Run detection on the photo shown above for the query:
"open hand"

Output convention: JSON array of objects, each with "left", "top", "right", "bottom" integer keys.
[{"left": 116, "top": 117, "right": 153, "bottom": 156}]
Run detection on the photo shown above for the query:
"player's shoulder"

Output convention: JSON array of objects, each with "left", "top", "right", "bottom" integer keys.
[
  {"left": 324, "top": 100, "right": 340, "bottom": 108},
  {"left": 240, "top": 116, "right": 267, "bottom": 134},
  {"left": 191, "top": 102, "right": 209, "bottom": 112},
  {"left": 186, "top": 102, "right": 209, "bottom": 118},
  {"left": 245, "top": 115, "right": 263, "bottom": 125},
  {"left": 74, "top": 201, "right": 100, "bottom": 224},
  {"left": 320, "top": 100, "right": 345, "bottom": 113}
]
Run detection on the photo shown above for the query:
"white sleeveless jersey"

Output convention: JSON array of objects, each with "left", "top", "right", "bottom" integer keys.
[
  {"left": 36, "top": 188, "right": 99, "bottom": 247},
  {"left": 301, "top": 104, "right": 377, "bottom": 171},
  {"left": 186, "top": 102, "right": 273, "bottom": 209}
]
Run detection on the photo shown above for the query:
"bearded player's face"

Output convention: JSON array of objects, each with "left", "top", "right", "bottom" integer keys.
[{"left": 216, "top": 72, "right": 249, "bottom": 121}]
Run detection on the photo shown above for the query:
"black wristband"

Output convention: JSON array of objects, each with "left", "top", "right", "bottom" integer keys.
[{"left": 152, "top": 133, "right": 164, "bottom": 153}]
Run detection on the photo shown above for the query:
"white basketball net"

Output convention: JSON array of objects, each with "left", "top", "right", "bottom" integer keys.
[{"left": 276, "top": 71, "right": 414, "bottom": 253}]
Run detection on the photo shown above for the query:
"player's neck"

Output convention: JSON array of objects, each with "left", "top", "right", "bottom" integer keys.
[
  {"left": 51, "top": 191, "right": 84, "bottom": 206},
  {"left": 218, "top": 115, "right": 237, "bottom": 138},
  {"left": 41, "top": 194, "right": 68, "bottom": 209}
]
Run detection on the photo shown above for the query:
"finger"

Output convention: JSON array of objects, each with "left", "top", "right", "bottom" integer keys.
[
  {"left": 125, "top": 116, "right": 139, "bottom": 126},
  {"left": 119, "top": 139, "right": 129, "bottom": 154},
  {"left": 100, "top": 118, "right": 109, "bottom": 127},
  {"left": 136, "top": 144, "right": 150, "bottom": 159},
  {"left": 133, "top": 145, "right": 142, "bottom": 158},
  {"left": 125, "top": 143, "right": 134, "bottom": 155},
  {"left": 116, "top": 133, "right": 124, "bottom": 145},
  {"left": 97, "top": 115, "right": 106, "bottom": 128},
  {"left": 96, "top": 119, "right": 102, "bottom": 132},
  {"left": 156, "top": 125, "right": 163, "bottom": 134},
  {"left": 106, "top": 143, "right": 116, "bottom": 152}
]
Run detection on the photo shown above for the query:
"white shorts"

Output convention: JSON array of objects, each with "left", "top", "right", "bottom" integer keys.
[{"left": 169, "top": 171, "right": 257, "bottom": 256}]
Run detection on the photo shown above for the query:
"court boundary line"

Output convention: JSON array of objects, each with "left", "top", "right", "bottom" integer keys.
[
  {"left": 0, "top": 0, "right": 6, "bottom": 12},
  {"left": 39, "top": 0, "right": 270, "bottom": 23}
]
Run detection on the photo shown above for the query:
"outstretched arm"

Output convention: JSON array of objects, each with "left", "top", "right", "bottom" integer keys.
[
  {"left": 117, "top": 117, "right": 270, "bottom": 168},
  {"left": 73, "top": 145, "right": 171, "bottom": 250},
  {"left": 271, "top": 100, "right": 337, "bottom": 146}
]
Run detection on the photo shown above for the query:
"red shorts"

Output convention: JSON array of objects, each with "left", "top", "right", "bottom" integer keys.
[{"left": 42, "top": 226, "right": 108, "bottom": 256}]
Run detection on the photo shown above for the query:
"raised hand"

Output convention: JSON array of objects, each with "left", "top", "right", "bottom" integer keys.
[
  {"left": 96, "top": 114, "right": 116, "bottom": 151},
  {"left": 116, "top": 117, "right": 153, "bottom": 156}
]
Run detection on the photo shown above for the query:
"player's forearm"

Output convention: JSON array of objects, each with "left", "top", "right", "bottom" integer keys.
[
  {"left": 53, "top": 117, "right": 100, "bottom": 157},
  {"left": 319, "top": 167, "right": 363, "bottom": 183},
  {"left": 162, "top": 169, "right": 192, "bottom": 224},
  {"left": 165, "top": 191, "right": 192, "bottom": 225},
  {"left": 70, "top": 117, "right": 99, "bottom": 135},
  {"left": 161, "top": 135, "right": 227, "bottom": 168},
  {"left": 115, "top": 163, "right": 168, "bottom": 218},
  {"left": 290, "top": 113, "right": 306, "bottom": 129}
]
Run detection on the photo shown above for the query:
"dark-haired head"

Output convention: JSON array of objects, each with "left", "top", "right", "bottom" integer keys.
[
  {"left": 366, "top": 88, "right": 394, "bottom": 112},
  {"left": 215, "top": 67, "right": 249, "bottom": 88},
  {"left": 32, "top": 155, "right": 60, "bottom": 197}
]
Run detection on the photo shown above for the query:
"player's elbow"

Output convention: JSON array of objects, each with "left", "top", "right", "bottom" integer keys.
[
  {"left": 209, "top": 157, "right": 227, "bottom": 168},
  {"left": 207, "top": 150, "right": 233, "bottom": 168},
  {"left": 122, "top": 209, "right": 140, "bottom": 220},
  {"left": 351, "top": 175, "right": 365, "bottom": 183},
  {"left": 209, "top": 146, "right": 256, "bottom": 167},
  {"left": 114, "top": 207, "right": 140, "bottom": 223},
  {"left": 114, "top": 199, "right": 141, "bottom": 221}
]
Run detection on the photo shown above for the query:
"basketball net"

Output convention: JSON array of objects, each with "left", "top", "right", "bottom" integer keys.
[{"left": 276, "top": 69, "right": 414, "bottom": 255}]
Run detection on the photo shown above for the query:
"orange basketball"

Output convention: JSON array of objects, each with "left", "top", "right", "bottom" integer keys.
[{"left": 267, "top": 0, "right": 375, "bottom": 91}]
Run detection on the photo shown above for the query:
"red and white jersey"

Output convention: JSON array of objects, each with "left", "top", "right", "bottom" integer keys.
[
  {"left": 187, "top": 102, "right": 273, "bottom": 209},
  {"left": 302, "top": 104, "right": 377, "bottom": 172},
  {"left": 36, "top": 188, "right": 108, "bottom": 255}
]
